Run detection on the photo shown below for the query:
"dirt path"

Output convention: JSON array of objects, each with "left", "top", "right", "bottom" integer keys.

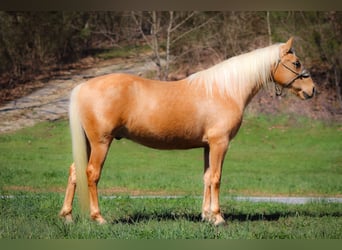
[{"left": 0, "top": 58, "right": 156, "bottom": 133}]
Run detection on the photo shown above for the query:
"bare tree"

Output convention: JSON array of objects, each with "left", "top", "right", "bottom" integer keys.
[
  {"left": 131, "top": 11, "right": 211, "bottom": 80},
  {"left": 266, "top": 11, "right": 272, "bottom": 45}
]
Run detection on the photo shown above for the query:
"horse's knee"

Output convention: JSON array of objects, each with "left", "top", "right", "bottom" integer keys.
[
  {"left": 203, "top": 170, "right": 211, "bottom": 185},
  {"left": 86, "top": 164, "right": 101, "bottom": 184},
  {"left": 210, "top": 173, "right": 221, "bottom": 188}
]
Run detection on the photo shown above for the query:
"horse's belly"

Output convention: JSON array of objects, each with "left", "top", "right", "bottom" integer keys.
[{"left": 114, "top": 126, "right": 206, "bottom": 150}]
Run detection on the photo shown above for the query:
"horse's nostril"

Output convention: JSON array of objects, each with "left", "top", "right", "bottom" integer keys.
[
  {"left": 303, "top": 89, "right": 314, "bottom": 99},
  {"left": 303, "top": 91, "right": 310, "bottom": 99},
  {"left": 312, "top": 87, "right": 316, "bottom": 96}
]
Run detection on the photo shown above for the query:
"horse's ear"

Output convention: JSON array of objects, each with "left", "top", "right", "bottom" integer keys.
[{"left": 280, "top": 37, "right": 294, "bottom": 56}]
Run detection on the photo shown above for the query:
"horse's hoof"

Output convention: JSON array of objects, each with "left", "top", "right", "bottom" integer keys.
[
  {"left": 95, "top": 217, "right": 107, "bottom": 225},
  {"left": 214, "top": 218, "right": 227, "bottom": 227},
  {"left": 213, "top": 215, "right": 227, "bottom": 227},
  {"left": 59, "top": 212, "right": 74, "bottom": 224},
  {"left": 201, "top": 211, "right": 212, "bottom": 222}
]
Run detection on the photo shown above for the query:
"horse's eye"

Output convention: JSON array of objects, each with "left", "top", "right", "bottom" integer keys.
[{"left": 293, "top": 61, "right": 301, "bottom": 68}]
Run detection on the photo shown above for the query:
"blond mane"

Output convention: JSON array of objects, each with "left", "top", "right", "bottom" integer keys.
[{"left": 187, "top": 44, "right": 281, "bottom": 101}]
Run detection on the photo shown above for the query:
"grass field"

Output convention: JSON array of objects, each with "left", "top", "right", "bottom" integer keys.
[
  {"left": 1, "top": 194, "right": 342, "bottom": 239},
  {"left": 0, "top": 114, "right": 341, "bottom": 238}
]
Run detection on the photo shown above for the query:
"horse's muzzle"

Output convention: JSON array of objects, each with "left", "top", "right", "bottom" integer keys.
[{"left": 303, "top": 87, "right": 316, "bottom": 99}]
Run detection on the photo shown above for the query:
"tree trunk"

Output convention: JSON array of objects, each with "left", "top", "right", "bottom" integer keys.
[{"left": 266, "top": 11, "right": 272, "bottom": 45}]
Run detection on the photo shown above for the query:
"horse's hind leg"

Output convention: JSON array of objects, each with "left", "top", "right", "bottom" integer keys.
[
  {"left": 86, "top": 142, "right": 111, "bottom": 224},
  {"left": 59, "top": 163, "right": 77, "bottom": 223}
]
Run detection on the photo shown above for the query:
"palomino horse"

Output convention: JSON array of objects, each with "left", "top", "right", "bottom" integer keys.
[{"left": 60, "top": 37, "right": 315, "bottom": 225}]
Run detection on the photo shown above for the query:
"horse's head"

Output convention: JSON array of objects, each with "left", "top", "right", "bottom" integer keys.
[{"left": 272, "top": 37, "right": 316, "bottom": 100}]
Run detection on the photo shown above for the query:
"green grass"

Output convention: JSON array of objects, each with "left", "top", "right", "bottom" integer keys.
[
  {"left": 0, "top": 115, "right": 341, "bottom": 239},
  {"left": 0, "top": 121, "right": 72, "bottom": 189},
  {"left": 1, "top": 193, "right": 342, "bottom": 239},
  {"left": 0, "top": 115, "right": 340, "bottom": 196}
]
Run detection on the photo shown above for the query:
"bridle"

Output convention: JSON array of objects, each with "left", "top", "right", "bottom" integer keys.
[{"left": 272, "top": 59, "right": 311, "bottom": 96}]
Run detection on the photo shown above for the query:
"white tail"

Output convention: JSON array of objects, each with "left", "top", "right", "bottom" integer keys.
[{"left": 69, "top": 84, "right": 90, "bottom": 214}]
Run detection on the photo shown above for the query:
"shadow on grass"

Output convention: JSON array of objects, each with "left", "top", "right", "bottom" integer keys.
[{"left": 111, "top": 210, "right": 342, "bottom": 224}]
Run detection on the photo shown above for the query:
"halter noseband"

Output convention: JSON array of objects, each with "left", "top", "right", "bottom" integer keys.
[{"left": 272, "top": 59, "right": 311, "bottom": 96}]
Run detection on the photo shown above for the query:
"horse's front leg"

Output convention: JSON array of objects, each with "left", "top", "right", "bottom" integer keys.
[
  {"left": 202, "top": 136, "right": 228, "bottom": 226},
  {"left": 202, "top": 146, "right": 211, "bottom": 221},
  {"left": 59, "top": 163, "right": 77, "bottom": 223}
]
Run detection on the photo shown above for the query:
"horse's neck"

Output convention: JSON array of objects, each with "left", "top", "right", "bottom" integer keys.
[
  {"left": 226, "top": 78, "right": 265, "bottom": 113},
  {"left": 242, "top": 80, "right": 264, "bottom": 109}
]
